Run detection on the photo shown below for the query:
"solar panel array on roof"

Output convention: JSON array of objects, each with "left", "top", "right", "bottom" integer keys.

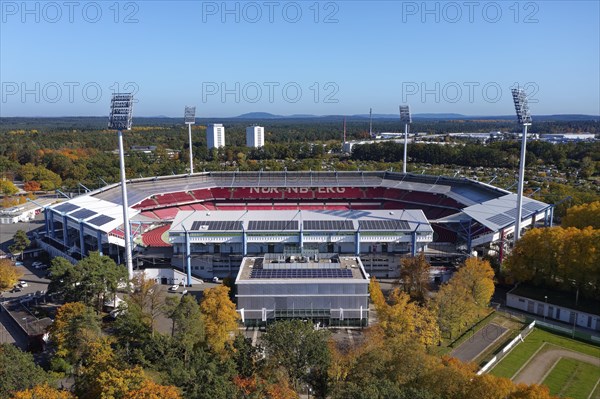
[
  {"left": 487, "top": 213, "right": 513, "bottom": 226},
  {"left": 504, "top": 208, "right": 534, "bottom": 219},
  {"left": 250, "top": 268, "right": 353, "bottom": 279},
  {"left": 524, "top": 202, "right": 545, "bottom": 212},
  {"left": 303, "top": 220, "right": 354, "bottom": 231},
  {"left": 88, "top": 215, "right": 115, "bottom": 227},
  {"left": 54, "top": 203, "right": 79, "bottom": 213},
  {"left": 71, "top": 209, "right": 97, "bottom": 220},
  {"left": 359, "top": 220, "right": 410, "bottom": 231},
  {"left": 190, "top": 221, "right": 242, "bottom": 231},
  {"left": 248, "top": 220, "right": 298, "bottom": 231}
]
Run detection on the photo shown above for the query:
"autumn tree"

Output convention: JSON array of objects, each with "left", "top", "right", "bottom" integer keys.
[
  {"left": 0, "top": 258, "right": 23, "bottom": 290},
  {"left": 0, "top": 179, "right": 18, "bottom": 195},
  {"left": 453, "top": 257, "right": 495, "bottom": 308},
  {"left": 124, "top": 380, "right": 182, "bottom": 399},
  {"left": 562, "top": 201, "right": 600, "bottom": 229},
  {"left": 128, "top": 273, "right": 166, "bottom": 335},
  {"left": 23, "top": 181, "right": 41, "bottom": 192},
  {"left": 200, "top": 285, "right": 239, "bottom": 355},
  {"left": 431, "top": 276, "right": 476, "bottom": 340},
  {"left": 10, "top": 384, "right": 75, "bottom": 399},
  {"left": 399, "top": 253, "right": 431, "bottom": 301},
  {"left": 49, "top": 302, "right": 101, "bottom": 366}
]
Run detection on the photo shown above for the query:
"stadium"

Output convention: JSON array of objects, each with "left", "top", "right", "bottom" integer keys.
[{"left": 35, "top": 170, "right": 553, "bottom": 326}]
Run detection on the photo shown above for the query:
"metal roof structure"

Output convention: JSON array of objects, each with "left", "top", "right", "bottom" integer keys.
[
  {"left": 461, "top": 194, "right": 550, "bottom": 231},
  {"left": 170, "top": 209, "right": 432, "bottom": 235}
]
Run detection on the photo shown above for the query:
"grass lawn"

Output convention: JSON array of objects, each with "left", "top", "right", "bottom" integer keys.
[
  {"left": 542, "top": 358, "right": 600, "bottom": 399},
  {"left": 490, "top": 328, "right": 600, "bottom": 379}
]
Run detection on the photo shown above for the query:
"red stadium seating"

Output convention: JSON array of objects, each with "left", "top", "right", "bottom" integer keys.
[
  {"left": 191, "top": 189, "right": 214, "bottom": 201},
  {"left": 178, "top": 205, "right": 195, "bottom": 211},
  {"left": 232, "top": 187, "right": 283, "bottom": 200},
  {"left": 284, "top": 188, "right": 314, "bottom": 200},
  {"left": 140, "top": 211, "right": 159, "bottom": 219},
  {"left": 313, "top": 187, "right": 362, "bottom": 200},
  {"left": 135, "top": 198, "right": 159, "bottom": 210},
  {"left": 153, "top": 207, "right": 180, "bottom": 220},
  {"left": 211, "top": 188, "right": 231, "bottom": 200}
]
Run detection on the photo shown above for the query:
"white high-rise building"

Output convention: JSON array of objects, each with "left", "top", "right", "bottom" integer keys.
[
  {"left": 246, "top": 126, "right": 264, "bottom": 148},
  {"left": 207, "top": 123, "right": 225, "bottom": 149}
]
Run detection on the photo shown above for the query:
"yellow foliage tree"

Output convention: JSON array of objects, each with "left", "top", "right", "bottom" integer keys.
[
  {"left": 49, "top": 302, "right": 101, "bottom": 363},
  {"left": 124, "top": 380, "right": 181, "bottom": 399},
  {"left": 200, "top": 285, "right": 239, "bottom": 355},
  {"left": 11, "top": 384, "right": 75, "bottom": 399},
  {"left": 562, "top": 201, "right": 600, "bottom": 229},
  {"left": 453, "top": 257, "right": 495, "bottom": 308},
  {"left": 0, "top": 259, "right": 22, "bottom": 290}
]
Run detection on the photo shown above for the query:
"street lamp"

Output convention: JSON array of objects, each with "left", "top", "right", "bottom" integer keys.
[
  {"left": 511, "top": 88, "right": 532, "bottom": 243},
  {"left": 544, "top": 295, "right": 548, "bottom": 321},
  {"left": 108, "top": 93, "right": 134, "bottom": 282},
  {"left": 184, "top": 106, "right": 196, "bottom": 174},
  {"left": 399, "top": 105, "right": 412, "bottom": 174}
]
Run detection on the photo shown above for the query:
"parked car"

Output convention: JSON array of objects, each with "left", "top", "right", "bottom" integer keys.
[
  {"left": 19, "top": 281, "right": 28, "bottom": 288},
  {"left": 168, "top": 285, "right": 179, "bottom": 292},
  {"left": 32, "top": 261, "right": 43, "bottom": 267},
  {"left": 11, "top": 286, "right": 23, "bottom": 293}
]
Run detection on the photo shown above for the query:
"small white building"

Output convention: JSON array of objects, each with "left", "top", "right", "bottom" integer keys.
[
  {"left": 246, "top": 126, "right": 265, "bottom": 148},
  {"left": 207, "top": 123, "right": 226, "bottom": 149},
  {"left": 0, "top": 198, "right": 56, "bottom": 224},
  {"left": 507, "top": 289, "right": 600, "bottom": 332}
]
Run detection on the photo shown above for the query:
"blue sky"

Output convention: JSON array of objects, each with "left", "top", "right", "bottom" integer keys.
[{"left": 1, "top": 1, "right": 599, "bottom": 117}]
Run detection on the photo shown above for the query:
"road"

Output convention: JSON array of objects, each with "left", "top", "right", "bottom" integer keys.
[{"left": 451, "top": 323, "right": 508, "bottom": 363}]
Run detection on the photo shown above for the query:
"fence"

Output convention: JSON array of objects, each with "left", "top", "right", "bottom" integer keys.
[
  {"left": 534, "top": 319, "right": 600, "bottom": 345},
  {"left": 477, "top": 320, "right": 536, "bottom": 375}
]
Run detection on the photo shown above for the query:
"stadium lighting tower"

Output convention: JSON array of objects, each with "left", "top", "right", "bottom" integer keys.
[
  {"left": 184, "top": 106, "right": 196, "bottom": 174},
  {"left": 511, "top": 88, "right": 532, "bottom": 243},
  {"left": 108, "top": 93, "right": 134, "bottom": 281},
  {"left": 399, "top": 105, "right": 412, "bottom": 174}
]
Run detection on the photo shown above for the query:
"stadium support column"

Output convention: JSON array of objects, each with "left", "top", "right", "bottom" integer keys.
[
  {"left": 49, "top": 211, "right": 55, "bottom": 239},
  {"left": 184, "top": 227, "right": 192, "bottom": 287},
  {"left": 43, "top": 208, "right": 49, "bottom": 237},
  {"left": 242, "top": 230, "right": 247, "bottom": 256},
  {"left": 355, "top": 229, "right": 360, "bottom": 256},
  {"left": 96, "top": 230, "right": 103, "bottom": 256},
  {"left": 467, "top": 220, "right": 472, "bottom": 254},
  {"left": 411, "top": 231, "right": 417, "bottom": 256},
  {"left": 499, "top": 229, "right": 505, "bottom": 263},
  {"left": 550, "top": 206, "right": 554, "bottom": 227},
  {"left": 79, "top": 221, "right": 85, "bottom": 257},
  {"left": 62, "top": 213, "right": 69, "bottom": 248}
]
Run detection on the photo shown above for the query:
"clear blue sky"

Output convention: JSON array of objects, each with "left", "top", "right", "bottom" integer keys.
[{"left": 1, "top": 0, "right": 599, "bottom": 117}]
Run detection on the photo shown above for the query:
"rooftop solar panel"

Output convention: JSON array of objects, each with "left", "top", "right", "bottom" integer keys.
[
  {"left": 250, "top": 268, "right": 353, "bottom": 279},
  {"left": 70, "top": 209, "right": 97, "bottom": 220},
  {"left": 190, "top": 220, "right": 242, "bottom": 231},
  {"left": 504, "top": 208, "right": 532, "bottom": 219},
  {"left": 524, "top": 202, "right": 545, "bottom": 212},
  {"left": 248, "top": 220, "right": 298, "bottom": 231},
  {"left": 303, "top": 220, "right": 354, "bottom": 231},
  {"left": 54, "top": 203, "right": 79, "bottom": 214},
  {"left": 359, "top": 220, "right": 410, "bottom": 231},
  {"left": 88, "top": 215, "right": 115, "bottom": 227},
  {"left": 487, "top": 213, "right": 513, "bottom": 226}
]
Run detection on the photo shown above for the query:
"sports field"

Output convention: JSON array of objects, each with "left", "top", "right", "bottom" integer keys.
[{"left": 490, "top": 329, "right": 600, "bottom": 399}]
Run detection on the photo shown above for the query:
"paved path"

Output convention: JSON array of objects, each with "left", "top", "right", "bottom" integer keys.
[
  {"left": 451, "top": 323, "right": 508, "bottom": 363},
  {"left": 513, "top": 345, "right": 600, "bottom": 384}
]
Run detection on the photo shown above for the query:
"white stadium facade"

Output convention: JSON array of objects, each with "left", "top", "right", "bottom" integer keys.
[{"left": 37, "top": 170, "right": 553, "bottom": 326}]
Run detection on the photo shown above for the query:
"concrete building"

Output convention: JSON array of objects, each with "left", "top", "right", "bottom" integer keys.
[
  {"left": 235, "top": 252, "right": 370, "bottom": 327},
  {"left": 246, "top": 126, "right": 264, "bottom": 148},
  {"left": 207, "top": 123, "right": 225, "bottom": 149}
]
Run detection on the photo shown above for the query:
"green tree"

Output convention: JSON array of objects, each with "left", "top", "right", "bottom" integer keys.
[
  {"left": 77, "top": 252, "right": 127, "bottom": 312},
  {"left": 9, "top": 230, "right": 30, "bottom": 259},
  {"left": 171, "top": 294, "right": 205, "bottom": 365},
  {"left": 262, "top": 320, "right": 331, "bottom": 396},
  {"left": 0, "top": 344, "right": 51, "bottom": 398}
]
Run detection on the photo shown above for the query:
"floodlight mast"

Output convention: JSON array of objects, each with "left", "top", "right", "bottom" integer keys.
[
  {"left": 511, "top": 88, "right": 532, "bottom": 243},
  {"left": 108, "top": 93, "right": 134, "bottom": 282},
  {"left": 399, "top": 105, "right": 412, "bottom": 174},
  {"left": 184, "top": 106, "right": 196, "bottom": 174}
]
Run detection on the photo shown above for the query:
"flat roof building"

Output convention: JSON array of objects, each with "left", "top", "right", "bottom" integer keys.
[{"left": 235, "top": 252, "right": 370, "bottom": 327}]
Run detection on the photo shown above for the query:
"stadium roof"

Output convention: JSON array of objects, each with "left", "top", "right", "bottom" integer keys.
[
  {"left": 461, "top": 194, "right": 551, "bottom": 231},
  {"left": 170, "top": 209, "right": 432, "bottom": 234}
]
